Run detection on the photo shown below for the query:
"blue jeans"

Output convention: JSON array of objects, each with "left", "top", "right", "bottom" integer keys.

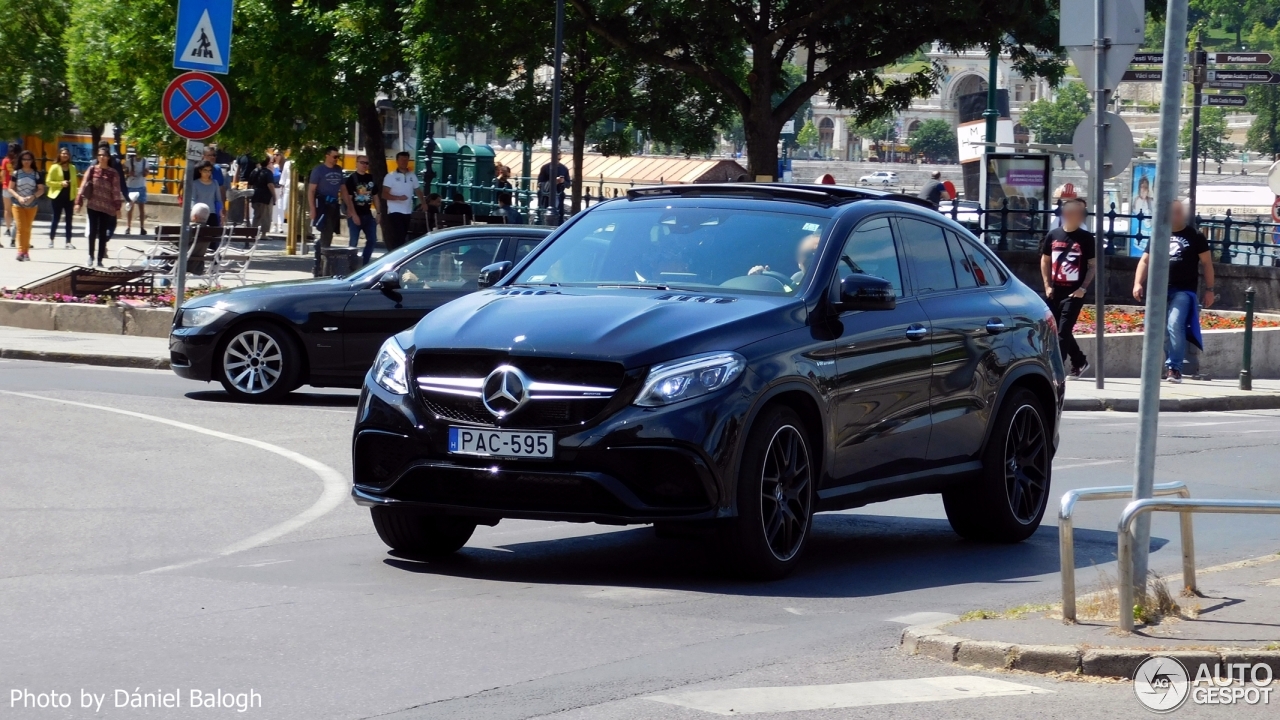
[
  {"left": 348, "top": 213, "right": 378, "bottom": 265},
  {"left": 1165, "top": 290, "right": 1194, "bottom": 372}
]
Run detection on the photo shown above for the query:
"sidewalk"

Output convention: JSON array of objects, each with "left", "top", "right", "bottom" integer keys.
[
  {"left": 0, "top": 325, "right": 169, "bottom": 369},
  {"left": 1064, "top": 377, "right": 1280, "bottom": 412},
  {"left": 902, "top": 553, "right": 1280, "bottom": 679}
]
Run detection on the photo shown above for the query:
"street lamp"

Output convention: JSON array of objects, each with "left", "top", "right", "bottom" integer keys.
[{"left": 547, "top": 0, "right": 565, "bottom": 225}]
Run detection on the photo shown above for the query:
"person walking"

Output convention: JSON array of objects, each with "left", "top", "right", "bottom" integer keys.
[
  {"left": 1039, "top": 197, "right": 1095, "bottom": 379},
  {"left": 46, "top": 147, "right": 77, "bottom": 249},
  {"left": 306, "top": 146, "right": 356, "bottom": 275},
  {"left": 381, "top": 151, "right": 426, "bottom": 251},
  {"left": 2, "top": 143, "right": 20, "bottom": 245},
  {"left": 536, "top": 159, "right": 570, "bottom": 223},
  {"left": 75, "top": 147, "right": 124, "bottom": 267},
  {"left": 247, "top": 157, "right": 277, "bottom": 240},
  {"left": 9, "top": 151, "right": 45, "bottom": 261},
  {"left": 345, "top": 155, "right": 380, "bottom": 265},
  {"left": 1133, "top": 199, "right": 1215, "bottom": 383},
  {"left": 188, "top": 161, "right": 224, "bottom": 227},
  {"left": 123, "top": 148, "right": 149, "bottom": 235}
]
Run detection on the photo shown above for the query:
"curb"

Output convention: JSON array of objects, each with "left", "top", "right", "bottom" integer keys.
[
  {"left": 0, "top": 348, "right": 170, "bottom": 370},
  {"left": 1064, "top": 394, "right": 1280, "bottom": 412},
  {"left": 900, "top": 624, "right": 1280, "bottom": 679}
]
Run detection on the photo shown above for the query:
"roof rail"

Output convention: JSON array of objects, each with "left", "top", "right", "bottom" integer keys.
[{"left": 624, "top": 182, "right": 937, "bottom": 210}]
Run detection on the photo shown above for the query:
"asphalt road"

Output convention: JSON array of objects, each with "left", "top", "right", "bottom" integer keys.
[{"left": 2, "top": 359, "right": 1278, "bottom": 720}]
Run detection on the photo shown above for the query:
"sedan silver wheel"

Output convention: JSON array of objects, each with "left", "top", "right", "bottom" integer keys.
[{"left": 222, "top": 330, "right": 284, "bottom": 395}]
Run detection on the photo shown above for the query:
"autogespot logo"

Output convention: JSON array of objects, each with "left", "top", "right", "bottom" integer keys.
[{"left": 1134, "top": 656, "right": 1190, "bottom": 713}]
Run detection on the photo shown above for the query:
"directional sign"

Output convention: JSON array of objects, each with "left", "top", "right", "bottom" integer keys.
[
  {"left": 1211, "top": 53, "right": 1273, "bottom": 65},
  {"left": 1122, "top": 70, "right": 1166, "bottom": 82},
  {"left": 173, "top": 0, "right": 233, "bottom": 75},
  {"left": 1206, "top": 80, "right": 1249, "bottom": 90},
  {"left": 162, "top": 72, "right": 230, "bottom": 140},
  {"left": 1130, "top": 52, "right": 1190, "bottom": 65},
  {"left": 1205, "top": 94, "right": 1248, "bottom": 107},
  {"left": 1208, "top": 70, "right": 1280, "bottom": 84}
]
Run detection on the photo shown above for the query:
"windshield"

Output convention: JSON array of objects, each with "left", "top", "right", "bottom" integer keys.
[
  {"left": 512, "top": 206, "right": 831, "bottom": 295},
  {"left": 346, "top": 235, "right": 435, "bottom": 282}
]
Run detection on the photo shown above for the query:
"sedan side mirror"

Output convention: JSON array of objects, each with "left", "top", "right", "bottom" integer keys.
[
  {"left": 837, "top": 273, "right": 896, "bottom": 311},
  {"left": 478, "top": 261, "right": 513, "bottom": 289},
  {"left": 377, "top": 270, "right": 401, "bottom": 291}
]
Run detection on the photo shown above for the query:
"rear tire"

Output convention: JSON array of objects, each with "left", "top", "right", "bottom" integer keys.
[
  {"left": 216, "top": 321, "right": 301, "bottom": 403},
  {"left": 943, "top": 388, "right": 1051, "bottom": 542},
  {"left": 722, "top": 406, "right": 815, "bottom": 579},
  {"left": 370, "top": 506, "right": 476, "bottom": 557}
]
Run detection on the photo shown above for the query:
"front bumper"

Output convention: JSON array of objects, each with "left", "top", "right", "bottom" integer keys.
[
  {"left": 350, "top": 376, "right": 751, "bottom": 524},
  {"left": 168, "top": 311, "right": 238, "bottom": 381}
]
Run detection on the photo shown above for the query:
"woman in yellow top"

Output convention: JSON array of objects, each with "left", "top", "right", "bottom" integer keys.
[{"left": 45, "top": 147, "right": 78, "bottom": 249}]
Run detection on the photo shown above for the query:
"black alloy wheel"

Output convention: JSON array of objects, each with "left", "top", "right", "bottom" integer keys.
[
  {"left": 942, "top": 388, "right": 1051, "bottom": 542},
  {"left": 725, "top": 406, "right": 814, "bottom": 579}
]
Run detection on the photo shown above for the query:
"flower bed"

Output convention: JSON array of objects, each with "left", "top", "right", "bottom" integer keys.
[
  {"left": 0, "top": 287, "right": 214, "bottom": 308},
  {"left": 1074, "top": 306, "right": 1280, "bottom": 335}
]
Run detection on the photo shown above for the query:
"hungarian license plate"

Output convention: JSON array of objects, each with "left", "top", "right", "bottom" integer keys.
[{"left": 448, "top": 427, "right": 554, "bottom": 459}]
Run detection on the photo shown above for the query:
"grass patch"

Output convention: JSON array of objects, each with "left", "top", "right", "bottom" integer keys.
[
  {"left": 1265, "top": 643, "right": 1279, "bottom": 651},
  {"left": 959, "top": 603, "right": 1052, "bottom": 621},
  {"left": 1078, "top": 567, "right": 1185, "bottom": 625}
]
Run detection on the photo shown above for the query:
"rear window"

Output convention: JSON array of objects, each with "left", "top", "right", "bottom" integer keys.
[{"left": 513, "top": 206, "right": 833, "bottom": 296}]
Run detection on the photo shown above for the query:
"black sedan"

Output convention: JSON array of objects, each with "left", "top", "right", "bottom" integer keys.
[{"left": 169, "top": 226, "right": 553, "bottom": 401}]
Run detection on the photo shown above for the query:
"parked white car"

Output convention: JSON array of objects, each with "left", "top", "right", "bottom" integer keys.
[{"left": 857, "top": 171, "right": 898, "bottom": 186}]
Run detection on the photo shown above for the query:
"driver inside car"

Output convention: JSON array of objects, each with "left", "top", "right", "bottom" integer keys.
[{"left": 748, "top": 233, "right": 820, "bottom": 286}]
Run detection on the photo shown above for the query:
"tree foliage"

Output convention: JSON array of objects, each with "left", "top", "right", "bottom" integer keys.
[
  {"left": 1244, "top": 24, "right": 1280, "bottom": 159},
  {"left": 0, "top": 0, "right": 74, "bottom": 139},
  {"left": 1180, "top": 106, "right": 1232, "bottom": 166},
  {"left": 908, "top": 119, "right": 958, "bottom": 162},
  {"left": 1019, "top": 81, "right": 1090, "bottom": 145}
]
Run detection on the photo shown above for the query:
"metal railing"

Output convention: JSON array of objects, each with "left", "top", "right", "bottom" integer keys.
[
  {"left": 425, "top": 173, "right": 661, "bottom": 225},
  {"left": 1059, "top": 482, "right": 1192, "bottom": 623},
  {"left": 1118, "top": 497, "right": 1280, "bottom": 632}
]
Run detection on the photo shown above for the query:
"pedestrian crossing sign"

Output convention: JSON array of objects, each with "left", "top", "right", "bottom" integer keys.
[{"left": 173, "top": 0, "right": 233, "bottom": 75}]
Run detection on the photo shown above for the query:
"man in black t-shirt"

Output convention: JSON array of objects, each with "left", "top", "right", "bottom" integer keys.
[
  {"left": 345, "top": 155, "right": 381, "bottom": 266},
  {"left": 1133, "top": 199, "right": 1215, "bottom": 383},
  {"left": 247, "top": 158, "right": 278, "bottom": 240},
  {"left": 1039, "top": 197, "right": 1096, "bottom": 378},
  {"left": 917, "top": 171, "right": 948, "bottom": 208}
]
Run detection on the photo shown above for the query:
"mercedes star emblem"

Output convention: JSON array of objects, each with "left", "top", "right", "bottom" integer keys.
[{"left": 481, "top": 365, "right": 530, "bottom": 417}]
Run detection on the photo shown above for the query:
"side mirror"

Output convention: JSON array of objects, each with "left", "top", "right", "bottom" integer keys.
[
  {"left": 377, "top": 270, "right": 401, "bottom": 291},
  {"left": 837, "top": 273, "right": 896, "bottom": 311},
  {"left": 478, "top": 261, "right": 513, "bottom": 289}
]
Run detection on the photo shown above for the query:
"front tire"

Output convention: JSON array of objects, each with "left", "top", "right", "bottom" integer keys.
[
  {"left": 723, "top": 406, "right": 815, "bottom": 579},
  {"left": 371, "top": 506, "right": 476, "bottom": 558},
  {"left": 943, "top": 388, "right": 1051, "bottom": 542},
  {"left": 216, "top": 321, "right": 300, "bottom": 403}
]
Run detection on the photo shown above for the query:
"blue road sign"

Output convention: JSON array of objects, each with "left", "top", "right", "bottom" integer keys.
[{"left": 173, "top": 0, "right": 233, "bottom": 75}]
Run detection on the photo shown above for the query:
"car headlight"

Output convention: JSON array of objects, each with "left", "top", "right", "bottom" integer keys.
[
  {"left": 180, "top": 306, "right": 228, "bottom": 328},
  {"left": 635, "top": 352, "right": 745, "bottom": 407},
  {"left": 371, "top": 337, "right": 410, "bottom": 395}
]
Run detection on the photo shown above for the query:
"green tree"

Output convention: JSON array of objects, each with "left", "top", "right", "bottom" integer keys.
[
  {"left": 0, "top": 0, "right": 74, "bottom": 140},
  {"left": 1180, "top": 106, "right": 1232, "bottom": 169},
  {"left": 1019, "top": 81, "right": 1091, "bottom": 144},
  {"left": 795, "top": 120, "right": 819, "bottom": 149},
  {"left": 1244, "top": 26, "right": 1280, "bottom": 159},
  {"left": 907, "top": 119, "right": 958, "bottom": 162},
  {"left": 568, "top": 0, "right": 1067, "bottom": 178}
]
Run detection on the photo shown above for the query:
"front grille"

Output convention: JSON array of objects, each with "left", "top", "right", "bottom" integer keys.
[
  {"left": 421, "top": 394, "right": 609, "bottom": 428},
  {"left": 415, "top": 352, "right": 625, "bottom": 389}
]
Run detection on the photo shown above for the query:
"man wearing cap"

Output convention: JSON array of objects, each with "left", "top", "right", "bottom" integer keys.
[{"left": 124, "top": 148, "right": 149, "bottom": 235}]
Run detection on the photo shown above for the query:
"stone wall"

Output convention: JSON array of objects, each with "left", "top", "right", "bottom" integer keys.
[
  {"left": 1075, "top": 328, "right": 1280, "bottom": 379},
  {"left": 0, "top": 299, "right": 172, "bottom": 338}
]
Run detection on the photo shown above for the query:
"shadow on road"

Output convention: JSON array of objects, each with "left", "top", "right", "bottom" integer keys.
[
  {"left": 185, "top": 390, "right": 360, "bottom": 408},
  {"left": 383, "top": 513, "right": 1169, "bottom": 598}
]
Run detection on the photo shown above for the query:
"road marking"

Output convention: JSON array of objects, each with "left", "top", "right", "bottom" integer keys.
[
  {"left": 646, "top": 676, "right": 1051, "bottom": 715},
  {"left": 1054, "top": 459, "right": 1123, "bottom": 470},
  {"left": 0, "top": 390, "right": 348, "bottom": 574},
  {"left": 236, "top": 559, "right": 294, "bottom": 568},
  {"left": 887, "top": 611, "right": 958, "bottom": 626}
]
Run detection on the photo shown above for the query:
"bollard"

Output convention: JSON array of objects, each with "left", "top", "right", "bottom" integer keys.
[{"left": 1239, "top": 286, "right": 1255, "bottom": 390}]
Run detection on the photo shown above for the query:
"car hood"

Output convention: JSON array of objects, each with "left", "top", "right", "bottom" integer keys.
[
  {"left": 182, "top": 277, "right": 353, "bottom": 310},
  {"left": 412, "top": 286, "right": 806, "bottom": 369}
]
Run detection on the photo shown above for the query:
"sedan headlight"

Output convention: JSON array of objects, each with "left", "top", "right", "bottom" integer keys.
[
  {"left": 180, "top": 306, "right": 228, "bottom": 328},
  {"left": 371, "top": 337, "right": 409, "bottom": 395},
  {"left": 635, "top": 352, "right": 745, "bottom": 407}
]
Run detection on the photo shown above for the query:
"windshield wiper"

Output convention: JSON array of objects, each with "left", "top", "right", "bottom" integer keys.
[{"left": 596, "top": 283, "right": 670, "bottom": 290}]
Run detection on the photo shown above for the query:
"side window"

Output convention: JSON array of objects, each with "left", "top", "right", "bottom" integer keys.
[
  {"left": 945, "top": 231, "right": 978, "bottom": 288},
  {"left": 513, "top": 238, "right": 542, "bottom": 265},
  {"left": 399, "top": 238, "right": 502, "bottom": 290},
  {"left": 837, "top": 217, "right": 904, "bottom": 297},
  {"left": 954, "top": 233, "right": 1007, "bottom": 287},
  {"left": 897, "top": 217, "right": 957, "bottom": 294}
]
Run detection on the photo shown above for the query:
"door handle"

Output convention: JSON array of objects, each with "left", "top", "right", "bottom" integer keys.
[
  {"left": 985, "top": 319, "right": 1006, "bottom": 335},
  {"left": 905, "top": 324, "right": 928, "bottom": 341}
]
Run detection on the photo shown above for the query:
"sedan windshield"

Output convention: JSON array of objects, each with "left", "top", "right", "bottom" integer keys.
[{"left": 512, "top": 207, "right": 831, "bottom": 295}]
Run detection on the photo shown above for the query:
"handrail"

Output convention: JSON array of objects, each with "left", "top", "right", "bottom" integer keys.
[
  {"left": 1118, "top": 498, "right": 1280, "bottom": 632},
  {"left": 1059, "top": 482, "right": 1191, "bottom": 622}
]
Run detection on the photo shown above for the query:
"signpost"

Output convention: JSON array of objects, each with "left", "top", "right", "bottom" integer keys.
[
  {"left": 1207, "top": 70, "right": 1280, "bottom": 84},
  {"left": 1204, "top": 94, "right": 1248, "bottom": 107},
  {"left": 166, "top": 0, "right": 232, "bottom": 310},
  {"left": 1210, "top": 52, "right": 1273, "bottom": 65}
]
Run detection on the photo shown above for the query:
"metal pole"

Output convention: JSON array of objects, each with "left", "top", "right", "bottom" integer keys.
[
  {"left": 521, "top": 62, "right": 534, "bottom": 211},
  {"left": 1240, "top": 286, "right": 1255, "bottom": 390},
  {"left": 174, "top": 145, "right": 195, "bottom": 312},
  {"left": 1093, "top": 0, "right": 1109, "bottom": 390},
  {"left": 1131, "top": 0, "right": 1190, "bottom": 605},
  {"left": 983, "top": 43, "right": 999, "bottom": 145},
  {"left": 549, "top": 0, "right": 565, "bottom": 225},
  {"left": 1188, "top": 34, "right": 1205, "bottom": 217}
]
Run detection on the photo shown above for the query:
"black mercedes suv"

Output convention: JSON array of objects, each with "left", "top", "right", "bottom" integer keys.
[{"left": 352, "top": 184, "right": 1064, "bottom": 578}]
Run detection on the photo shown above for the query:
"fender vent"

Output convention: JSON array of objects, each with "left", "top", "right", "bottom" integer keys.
[
  {"left": 495, "top": 289, "right": 560, "bottom": 296},
  {"left": 652, "top": 294, "right": 736, "bottom": 304}
]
